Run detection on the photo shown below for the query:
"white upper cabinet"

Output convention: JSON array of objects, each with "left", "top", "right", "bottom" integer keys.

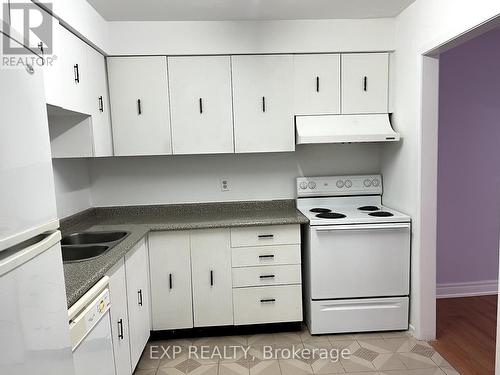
[
  {"left": 341, "top": 53, "right": 389, "bottom": 114},
  {"left": 168, "top": 56, "right": 234, "bottom": 154},
  {"left": 232, "top": 55, "right": 295, "bottom": 153},
  {"left": 293, "top": 54, "right": 341, "bottom": 115},
  {"left": 107, "top": 56, "right": 172, "bottom": 156},
  {"left": 190, "top": 229, "right": 234, "bottom": 327},
  {"left": 86, "top": 45, "right": 113, "bottom": 157},
  {"left": 148, "top": 231, "right": 194, "bottom": 330}
]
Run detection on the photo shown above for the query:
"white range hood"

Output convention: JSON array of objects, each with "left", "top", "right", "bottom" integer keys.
[{"left": 295, "top": 114, "right": 400, "bottom": 144}]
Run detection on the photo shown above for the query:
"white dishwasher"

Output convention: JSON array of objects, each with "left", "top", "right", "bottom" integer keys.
[{"left": 69, "top": 277, "right": 116, "bottom": 375}]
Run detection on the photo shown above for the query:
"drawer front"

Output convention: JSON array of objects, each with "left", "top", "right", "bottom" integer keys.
[
  {"left": 232, "top": 265, "right": 301, "bottom": 288},
  {"left": 230, "top": 225, "right": 300, "bottom": 247},
  {"left": 233, "top": 285, "right": 303, "bottom": 325},
  {"left": 232, "top": 244, "right": 301, "bottom": 267},
  {"left": 308, "top": 297, "right": 409, "bottom": 335}
]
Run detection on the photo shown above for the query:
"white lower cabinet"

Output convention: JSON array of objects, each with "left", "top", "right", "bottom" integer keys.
[
  {"left": 125, "top": 239, "right": 151, "bottom": 370},
  {"left": 191, "top": 229, "right": 233, "bottom": 327},
  {"left": 107, "top": 259, "right": 132, "bottom": 375},
  {"left": 149, "top": 231, "right": 193, "bottom": 330}
]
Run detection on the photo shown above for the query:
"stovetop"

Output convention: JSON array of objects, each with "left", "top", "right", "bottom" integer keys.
[{"left": 297, "top": 196, "right": 411, "bottom": 226}]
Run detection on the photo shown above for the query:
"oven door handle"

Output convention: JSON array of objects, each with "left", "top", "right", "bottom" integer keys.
[{"left": 315, "top": 223, "right": 410, "bottom": 232}]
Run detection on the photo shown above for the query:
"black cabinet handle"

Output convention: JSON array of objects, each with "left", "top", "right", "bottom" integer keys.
[
  {"left": 210, "top": 270, "right": 214, "bottom": 286},
  {"left": 74, "top": 64, "right": 80, "bottom": 83},
  {"left": 137, "top": 99, "right": 142, "bottom": 115},
  {"left": 98, "top": 96, "right": 104, "bottom": 112},
  {"left": 363, "top": 76, "right": 367, "bottom": 91},
  {"left": 259, "top": 254, "right": 275, "bottom": 259},
  {"left": 169, "top": 273, "right": 173, "bottom": 289},
  {"left": 316, "top": 76, "right": 320, "bottom": 92},
  {"left": 118, "top": 319, "right": 124, "bottom": 340},
  {"left": 199, "top": 98, "right": 203, "bottom": 114},
  {"left": 260, "top": 299, "right": 276, "bottom": 303},
  {"left": 258, "top": 234, "right": 274, "bottom": 239},
  {"left": 262, "top": 96, "right": 266, "bottom": 112},
  {"left": 260, "top": 275, "right": 275, "bottom": 279},
  {"left": 138, "top": 289, "right": 143, "bottom": 306},
  {"left": 38, "top": 42, "right": 44, "bottom": 55}
]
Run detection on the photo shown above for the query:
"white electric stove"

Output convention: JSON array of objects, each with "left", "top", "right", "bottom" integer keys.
[{"left": 297, "top": 175, "right": 411, "bottom": 335}]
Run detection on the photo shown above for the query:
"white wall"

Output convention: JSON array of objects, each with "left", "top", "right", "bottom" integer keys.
[
  {"left": 89, "top": 144, "right": 380, "bottom": 206},
  {"left": 106, "top": 18, "right": 394, "bottom": 55},
  {"left": 52, "top": 159, "right": 92, "bottom": 218},
  {"left": 382, "top": 0, "right": 500, "bottom": 339}
]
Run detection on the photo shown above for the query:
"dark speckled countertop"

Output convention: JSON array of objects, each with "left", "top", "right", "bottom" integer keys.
[{"left": 61, "top": 200, "right": 308, "bottom": 307}]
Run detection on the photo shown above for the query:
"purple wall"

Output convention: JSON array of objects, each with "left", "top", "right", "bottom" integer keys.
[{"left": 437, "top": 28, "right": 500, "bottom": 284}]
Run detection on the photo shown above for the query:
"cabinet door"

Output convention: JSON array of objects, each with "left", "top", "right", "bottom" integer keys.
[
  {"left": 293, "top": 54, "right": 340, "bottom": 115},
  {"left": 232, "top": 55, "right": 294, "bottom": 153},
  {"left": 107, "top": 259, "right": 132, "bottom": 375},
  {"left": 58, "top": 25, "right": 90, "bottom": 114},
  {"left": 341, "top": 53, "right": 389, "bottom": 114},
  {"left": 125, "top": 239, "right": 151, "bottom": 370},
  {"left": 107, "top": 57, "right": 172, "bottom": 156},
  {"left": 86, "top": 45, "right": 113, "bottom": 156},
  {"left": 168, "top": 56, "right": 234, "bottom": 154},
  {"left": 191, "top": 229, "right": 233, "bottom": 327},
  {"left": 148, "top": 231, "right": 193, "bottom": 330}
]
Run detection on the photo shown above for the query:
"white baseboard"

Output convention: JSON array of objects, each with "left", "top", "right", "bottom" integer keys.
[{"left": 436, "top": 280, "right": 498, "bottom": 299}]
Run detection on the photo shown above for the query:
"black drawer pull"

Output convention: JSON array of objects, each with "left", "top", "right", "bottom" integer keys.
[
  {"left": 260, "top": 299, "right": 276, "bottom": 303},
  {"left": 118, "top": 319, "right": 124, "bottom": 340},
  {"left": 262, "top": 96, "right": 266, "bottom": 112},
  {"left": 259, "top": 255, "right": 275, "bottom": 259},
  {"left": 258, "top": 234, "right": 274, "bottom": 239},
  {"left": 210, "top": 270, "right": 214, "bottom": 286},
  {"left": 98, "top": 96, "right": 104, "bottom": 112},
  {"left": 137, "top": 99, "right": 142, "bottom": 115},
  {"left": 169, "top": 273, "right": 173, "bottom": 289},
  {"left": 260, "top": 275, "right": 275, "bottom": 279},
  {"left": 316, "top": 76, "right": 320, "bottom": 92},
  {"left": 199, "top": 98, "right": 203, "bottom": 114},
  {"left": 363, "top": 76, "right": 367, "bottom": 91},
  {"left": 138, "top": 289, "right": 143, "bottom": 306},
  {"left": 74, "top": 64, "right": 80, "bottom": 83}
]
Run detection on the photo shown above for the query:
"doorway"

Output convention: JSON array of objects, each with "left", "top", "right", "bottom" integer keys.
[{"left": 428, "top": 26, "right": 500, "bottom": 375}]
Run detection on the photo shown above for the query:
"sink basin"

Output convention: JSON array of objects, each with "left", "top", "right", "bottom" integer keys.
[
  {"left": 62, "top": 245, "right": 110, "bottom": 263},
  {"left": 61, "top": 231, "right": 129, "bottom": 245}
]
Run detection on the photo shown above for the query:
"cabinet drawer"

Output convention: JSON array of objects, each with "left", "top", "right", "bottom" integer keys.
[
  {"left": 233, "top": 285, "right": 302, "bottom": 325},
  {"left": 232, "top": 265, "right": 301, "bottom": 288},
  {"left": 232, "top": 245, "right": 301, "bottom": 267},
  {"left": 230, "top": 225, "right": 300, "bottom": 247}
]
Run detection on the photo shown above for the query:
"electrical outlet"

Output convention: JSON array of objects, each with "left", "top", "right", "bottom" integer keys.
[{"left": 220, "top": 178, "right": 230, "bottom": 192}]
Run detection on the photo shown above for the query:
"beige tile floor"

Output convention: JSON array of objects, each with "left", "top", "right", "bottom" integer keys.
[{"left": 133, "top": 326, "right": 459, "bottom": 375}]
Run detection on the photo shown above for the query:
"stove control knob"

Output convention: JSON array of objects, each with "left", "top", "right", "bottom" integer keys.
[
  {"left": 299, "top": 182, "right": 308, "bottom": 190},
  {"left": 345, "top": 180, "right": 352, "bottom": 188},
  {"left": 336, "top": 180, "right": 344, "bottom": 188},
  {"left": 308, "top": 181, "right": 317, "bottom": 189},
  {"left": 372, "top": 179, "right": 380, "bottom": 187},
  {"left": 364, "top": 179, "right": 372, "bottom": 187}
]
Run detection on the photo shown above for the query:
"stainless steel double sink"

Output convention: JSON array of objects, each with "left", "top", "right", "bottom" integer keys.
[{"left": 61, "top": 231, "right": 130, "bottom": 263}]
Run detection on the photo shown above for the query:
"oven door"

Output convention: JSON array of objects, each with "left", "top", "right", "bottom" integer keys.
[{"left": 309, "top": 223, "right": 410, "bottom": 300}]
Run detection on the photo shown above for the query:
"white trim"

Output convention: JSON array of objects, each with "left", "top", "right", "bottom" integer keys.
[{"left": 437, "top": 280, "right": 498, "bottom": 299}]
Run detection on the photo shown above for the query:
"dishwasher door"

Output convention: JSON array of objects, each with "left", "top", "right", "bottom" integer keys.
[
  {"left": 309, "top": 222, "right": 411, "bottom": 300},
  {"left": 70, "top": 280, "right": 115, "bottom": 375}
]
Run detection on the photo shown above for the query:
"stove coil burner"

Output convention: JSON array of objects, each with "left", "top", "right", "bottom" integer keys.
[
  {"left": 310, "top": 208, "right": 332, "bottom": 213},
  {"left": 316, "top": 212, "right": 347, "bottom": 219},
  {"left": 369, "top": 211, "right": 394, "bottom": 217},
  {"left": 358, "top": 206, "right": 380, "bottom": 212}
]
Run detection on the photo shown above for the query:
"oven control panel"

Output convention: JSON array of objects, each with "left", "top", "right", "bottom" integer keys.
[{"left": 297, "top": 175, "right": 382, "bottom": 196}]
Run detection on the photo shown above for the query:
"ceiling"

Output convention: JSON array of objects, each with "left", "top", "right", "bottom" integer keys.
[{"left": 87, "top": 0, "right": 416, "bottom": 22}]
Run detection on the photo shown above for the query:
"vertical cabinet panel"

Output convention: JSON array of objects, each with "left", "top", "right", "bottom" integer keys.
[
  {"left": 232, "top": 55, "right": 294, "bottom": 153},
  {"left": 190, "top": 229, "right": 233, "bottom": 327},
  {"left": 148, "top": 231, "right": 193, "bottom": 330},
  {"left": 86, "top": 45, "right": 113, "bottom": 156},
  {"left": 341, "top": 53, "right": 389, "bottom": 114},
  {"left": 107, "top": 57, "right": 172, "bottom": 156},
  {"left": 168, "top": 56, "right": 234, "bottom": 154},
  {"left": 293, "top": 54, "right": 341, "bottom": 115},
  {"left": 107, "top": 259, "right": 132, "bottom": 375},
  {"left": 125, "top": 239, "right": 151, "bottom": 370}
]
